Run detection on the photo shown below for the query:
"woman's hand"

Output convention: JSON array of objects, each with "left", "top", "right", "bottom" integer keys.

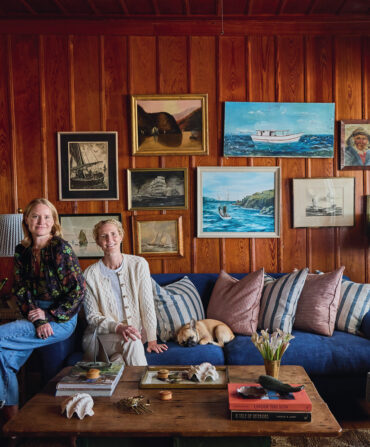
[
  {"left": 36, "top": 323, "right": 54, "bottom": 339},
  {"left": 146, "top": 340, "right": 168, "bottom": 354},
  {"left": 28, "top": 308, "right": 46, "bottom": 323},
  {"left": 115, "top": 324, "right": 142, "bottom": 343}
]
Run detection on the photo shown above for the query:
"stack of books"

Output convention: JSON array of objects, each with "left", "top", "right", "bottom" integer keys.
[
  {"left": 228, "top": 383, "right": 312, "bottom": 422},
  {"left": 56, "top": 362, "right": 124, "bottom": 397}
]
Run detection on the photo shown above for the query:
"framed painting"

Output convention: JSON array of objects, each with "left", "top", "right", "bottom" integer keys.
[
  {"left": 59, "top": 213, "right": 121, "bottom": 258},
  {"left": 131, "top": 94, "right": 208, "bottom": 155},
  {"left": 132, "top": 215, "right": 184, "bottom": 258},
  {"left": 224, "top": 102, "right": 335, "bottom": 158},
  {"left": 58, "top": 132, "right": 119, "bottom": 200},
  {"left": 292, "top": 178, "right": 355, "bottom": 228},
  {"left": 197, "top": 167, "right": 281, "bottom": 238},
  {"left": 127, "top": 168, "right": 188, "bottom": 210},
  {"left": 340, "top": 120, "right": 370, "bottom": 170}
]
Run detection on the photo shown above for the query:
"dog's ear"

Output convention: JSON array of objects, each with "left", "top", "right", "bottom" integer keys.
[{"left": 189, "top": 318, "right": 196, "bottom": 331}]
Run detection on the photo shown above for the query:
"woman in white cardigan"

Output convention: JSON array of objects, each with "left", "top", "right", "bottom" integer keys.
[{"left": 82, "top": 219, "right": 167, "bottom": 365}]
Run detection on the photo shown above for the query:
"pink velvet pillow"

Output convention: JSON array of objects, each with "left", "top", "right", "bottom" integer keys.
[
  {"left": 207, "top": 269, "right": 264, "bottom": 335},
  {"left": 294, "top": 266, "right": 345, "bottom": 336}
]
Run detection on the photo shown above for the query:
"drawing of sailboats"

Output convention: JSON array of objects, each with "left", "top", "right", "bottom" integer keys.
[{"left": 79, "top": 230, "right": 88, "bottom": 246}]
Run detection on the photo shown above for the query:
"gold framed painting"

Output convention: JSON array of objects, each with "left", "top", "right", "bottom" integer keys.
[
  {"left": 131, "top": 94, "right": 208, "bottom": 155},
  {"left": 132, "top": 215, "right": 184, "bottom": 258}
]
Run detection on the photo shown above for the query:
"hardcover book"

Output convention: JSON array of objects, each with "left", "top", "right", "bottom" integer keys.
[
  {"left": 228, "top": 383, "right": 312, "bottom": 412},
  {"left": 230, "top": 410, "right": 311, "bottom": 422}
]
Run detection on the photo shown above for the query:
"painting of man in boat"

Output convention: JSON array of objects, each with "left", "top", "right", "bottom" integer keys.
[{"left": 224, "top": 102, "right": 335, "bottom": 158}]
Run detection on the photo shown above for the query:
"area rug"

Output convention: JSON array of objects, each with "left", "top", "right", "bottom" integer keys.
[{"left": 271, "top": 429, "right": 370, "bottom": 447}]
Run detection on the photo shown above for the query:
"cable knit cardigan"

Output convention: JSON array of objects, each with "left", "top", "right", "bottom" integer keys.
[{"left": 82, "top": 254, "right": 157, "bottom": 359}]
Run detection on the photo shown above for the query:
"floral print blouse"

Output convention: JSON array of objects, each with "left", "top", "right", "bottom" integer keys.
[{"left": 12, "top": 236, "right": 86, "bottom": 328}]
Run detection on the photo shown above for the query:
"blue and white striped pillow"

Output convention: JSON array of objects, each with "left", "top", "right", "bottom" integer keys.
[
  {"left": 152, "top": 276, "right": 205, "bottom": 342},
  {"left": 336, "top": 280, "right": 370, "bottom": 335},
  {"left": 258, "top": 269, "right": 309, "bottom": 333}
]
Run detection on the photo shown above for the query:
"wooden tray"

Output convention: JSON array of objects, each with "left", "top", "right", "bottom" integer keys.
[{"left": 139, "top": 365, "right": 229, "bottom": 389}]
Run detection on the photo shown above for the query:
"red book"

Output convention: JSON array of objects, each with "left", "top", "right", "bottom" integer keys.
[{"left": 228, "top": 383, "right": 312, "bottom": 412}]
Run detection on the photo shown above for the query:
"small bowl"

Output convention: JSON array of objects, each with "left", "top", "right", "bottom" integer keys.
[
  {"left": 157, "top": 369, "right": 170, "bottom": 380},
  {"left": 159, "top": 390, "right": 172, "bottom": 401},
  {"left": 86, "top": 369, "right": 100, "bottom": 380}
]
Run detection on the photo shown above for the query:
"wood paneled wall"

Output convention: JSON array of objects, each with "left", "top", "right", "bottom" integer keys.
[{"left": 0, "top": 22, "right": 369, "bottom": 289}]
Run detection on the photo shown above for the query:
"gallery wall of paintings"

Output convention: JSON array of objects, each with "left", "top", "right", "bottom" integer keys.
[{"left": 0, "top": 24, "right": 369, "bottom": 286}]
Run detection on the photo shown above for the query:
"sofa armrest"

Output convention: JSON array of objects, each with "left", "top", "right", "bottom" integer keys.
[{"left": 360, "top": 310, "right": 370, "bottom": 339}]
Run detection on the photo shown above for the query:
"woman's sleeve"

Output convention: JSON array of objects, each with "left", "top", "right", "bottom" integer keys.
[
  {"left": 12, "top": 247, "right": 36, "bottom": 318},
  {"left": 137, "top": 258, "right": 157, "bottom": 342}
]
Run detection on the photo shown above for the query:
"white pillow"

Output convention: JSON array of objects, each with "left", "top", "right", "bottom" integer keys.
[{"left": 152, "top": 276, "right": 205, "bottom": 342}]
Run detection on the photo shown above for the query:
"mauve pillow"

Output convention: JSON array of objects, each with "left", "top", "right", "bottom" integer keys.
[
  {"left": 294, "top": 266, "right": 345, "bottom": 336},
  {"left": 206, "top": 269, "right": 264, "bottom": 335}
]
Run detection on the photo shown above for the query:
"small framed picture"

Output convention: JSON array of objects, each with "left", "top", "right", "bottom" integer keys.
[
  {"left": 127, "top": 168, "right": 188, "bottom": 210},
  {"left": 292, "top": 178, "right": 355, "bottom": 228},
  {"left": 60, "top": 213, "right": 121, "bottom": 258},
  {"left": 340, "top": 120, "right": 370, "bottom": 170},
  {"left": 132, "top": 215, "right": 184, "bottom": 258},
  {"left": 131, "top": 94, "right": 208, "bottom": 155},
  {"left": 58, "top": 132, "right": 119, "bottom": 200}
]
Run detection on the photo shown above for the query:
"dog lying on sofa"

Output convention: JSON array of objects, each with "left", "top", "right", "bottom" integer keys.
[{"left": 177, "top": 318, "right": 235, "bottom": 347}]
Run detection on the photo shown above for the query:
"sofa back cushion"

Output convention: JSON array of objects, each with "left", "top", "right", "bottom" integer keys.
[{"left": 207, "top": 269, "right": 264, "bottom": 335}]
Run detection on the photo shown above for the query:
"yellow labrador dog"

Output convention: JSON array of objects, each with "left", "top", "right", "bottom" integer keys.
[{"left": 177, "top": 318, "right": 235, "bottom": 348}]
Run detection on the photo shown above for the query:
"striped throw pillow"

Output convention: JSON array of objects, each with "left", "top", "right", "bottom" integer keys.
[
  {"left": 152, "top": 276, "right": 205, "bottom": 342},
  {"left": 336, "top": 280, "right": 370, "bottom": 335},
  {"left": 258, "top": 268, "right": 309, "bottom": 333}
]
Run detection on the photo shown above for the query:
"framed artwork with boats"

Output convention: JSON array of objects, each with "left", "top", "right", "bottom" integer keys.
[
  {"left": 131, "top": 94, "right": 208, "bottom": 155},
  {"left": 58, "top": 132, "right": 118, "bottom": 200},
  {"left": 132, "top": 215, "right": 184, "bottom": 258},
  {"left": 197, "top": 166, "right": 281, "bottom": 238},
  {"left": 127, "top": 168, "right": 188, "bottom": 210},
  {"left": 59, "top": 213, "right": 121, "bottom": 258},
  {"left": 223, "top": 102, "right": 335, "bottom": 158},
  {"left": 292, "top": 178, "right": 355, "bottom": 228}
]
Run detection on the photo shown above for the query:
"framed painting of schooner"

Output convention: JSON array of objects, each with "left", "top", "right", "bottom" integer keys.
[{"left": 58, "top": 132, "right": 119, "bottom": 200}]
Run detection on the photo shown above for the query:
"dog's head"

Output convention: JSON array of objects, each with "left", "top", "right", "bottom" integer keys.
[{"left": 176, "top": 319, "right": 198, "bottom": 347}]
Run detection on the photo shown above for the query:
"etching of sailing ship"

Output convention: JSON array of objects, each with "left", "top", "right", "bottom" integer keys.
[
  {"left": 305, "top": 190, "right": 343, "bottom": 217},
  {"left": 69, "top": 142, "right": 107, "bottom": 190}
]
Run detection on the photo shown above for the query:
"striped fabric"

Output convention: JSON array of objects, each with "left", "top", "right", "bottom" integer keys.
[
  {"left": 258, "top": 268, "right": 309, "bottom": 333},
  {"left": 152, "top": 276, "right": 205, "bottom": 342},
  {"left": 336, "top": 280, "right": 370, "bottom": 335}
]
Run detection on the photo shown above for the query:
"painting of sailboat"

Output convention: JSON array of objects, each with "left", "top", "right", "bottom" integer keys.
[{"left": 224, "top": 102, "right": 335, "bottom": 158}]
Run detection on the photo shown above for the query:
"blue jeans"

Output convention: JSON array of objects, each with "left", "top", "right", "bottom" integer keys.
[{"left": 0, "top": 303, "right": 77, "bottom": 406}]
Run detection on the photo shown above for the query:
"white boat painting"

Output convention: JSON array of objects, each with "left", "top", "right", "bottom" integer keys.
[{"left": 224, "top": 102, "right": 335, "bottom": 158}]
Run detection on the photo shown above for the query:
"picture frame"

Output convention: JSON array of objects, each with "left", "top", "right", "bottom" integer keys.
[
  {"left": 292, "top": 178, "right": 355, "bottom": 228},
  {"left": 131, "top": 94, "right": 208, "bottom": 155},
  {"left": 367, "top": 196, "right": 370, "bottom": 236},
  {"left": 197, "top": 166, "right": 281, "bottom": 238},
  {"left": 340, "top": 120, "right": 370, "bottom": 170},
  {"left": 59, "top": 213, "right": 121, "bottom": 258},
  {"left": 132, "top": 215, "right": 184, "bottom": 258},
  {"left": 58, "top": 132, "right": 119, "bottom": 200},
  {"left": 224, "top": 102, "right": 335, "bottom": 158},
  {"left": 127, "top": 168, "right": 188, "bottom": 210}
]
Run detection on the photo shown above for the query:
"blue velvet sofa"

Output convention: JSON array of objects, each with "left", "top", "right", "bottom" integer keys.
[{"left": 36, "top": 272, "right": 370, "bottom": 420}]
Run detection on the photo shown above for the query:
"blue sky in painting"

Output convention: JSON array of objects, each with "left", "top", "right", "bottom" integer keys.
[
  {"left": 202, "top": 171, "right": 274, "bottom": 201},
  {"left": 224, "top": 102, "right": 335, "bottom": 135}
]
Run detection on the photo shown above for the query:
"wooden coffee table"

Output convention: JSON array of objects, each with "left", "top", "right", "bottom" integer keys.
[{"left": 3, "top": 365, "right": 342, "bottom": 446}]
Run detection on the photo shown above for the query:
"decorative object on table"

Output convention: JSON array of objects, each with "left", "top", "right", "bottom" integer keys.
[
  {"left": 258, "top": 375, "right": 304, "bottom": 394},
  {"left": 185, "top": 362, "right": 219, "bottom": 382},
  {"left": 159, "top": 390, "right": 173, "bottom": 401},
  {"left": 61, "top": 393, "right": 94, "bottom": 420},
  {"left": 86, "top": 369, "right": 100, "bottom": 380},
  {"left": 0, "top": 213, "right": 23, "bottom": 257},
  {"left": 131, "top": 94, "right": 208, "bottom": 156},
  {"left": 59, "top": 213, "right": 121, "bottom": 258},
  {"left": 57, "top": 131, "right": 119, "bottom": 200},
  {"left": 127, "top": 168, "right": 188, "bottom": 210},
  {"left": 292, "top": 177, "right": 355, "bottom": 228},
  {"left": 224, "top": 102, "right": 335, "bottom": 158},
  {"left": 197, "top": 166, "right": 281, "bottom": 238},
  {"left": 132, "top": 214, "right": 184, "bottom": 258},
  {"left": 251, "top": 329, "right": 294, "bottom": 379},
  {"left": 116, "top": 395, "right": 152, "bottom": 414},
  {"left": 340, "top": 120, "right": 370, "bottom": 169},
  {"left": 157, "top": 369, "right": 170, "bottom": 380}
]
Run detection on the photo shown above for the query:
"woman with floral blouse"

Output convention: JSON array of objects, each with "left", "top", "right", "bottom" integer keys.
[{"left": 0, "top": 198, "right": 85, "bottom": 423}]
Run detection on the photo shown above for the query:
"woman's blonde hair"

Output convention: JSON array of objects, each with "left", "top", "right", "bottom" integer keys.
[
  {"left": 93, "top": 219, "right": 124, "bottom": 244},
  {"left": 22, "top": 198, "right": 62, "bottom": 247}
]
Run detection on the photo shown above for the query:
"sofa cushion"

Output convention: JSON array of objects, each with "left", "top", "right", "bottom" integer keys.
[
  {"left": 294, "top": 267, "right": 344, "bottom": 336},
  {"left": 152, "top": 276, "right": 205, "bottom": 341},
  {"left": 336, "top": 279, "right": 370, "bottom": 335},
  {"left": 207, "top": 269, "right": 264, "bottom": 335},
  {"left": 258, "top": 269, "right": 309, "bottom": 333},
  {"left": 361, "top": 310, "right": 370, "bottom": 338}
]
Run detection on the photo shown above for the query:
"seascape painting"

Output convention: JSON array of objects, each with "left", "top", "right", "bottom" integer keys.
[
  {"left": 197, "top": 167, "right": 280, "bottom": 238},
  {"left": 224, "top": 102, "right": 335, "bottom": 158}
]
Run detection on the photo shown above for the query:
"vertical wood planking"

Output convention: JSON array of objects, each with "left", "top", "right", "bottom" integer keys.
[{"left": 364, "top": 36, "right": 370, "bottom": 282}]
